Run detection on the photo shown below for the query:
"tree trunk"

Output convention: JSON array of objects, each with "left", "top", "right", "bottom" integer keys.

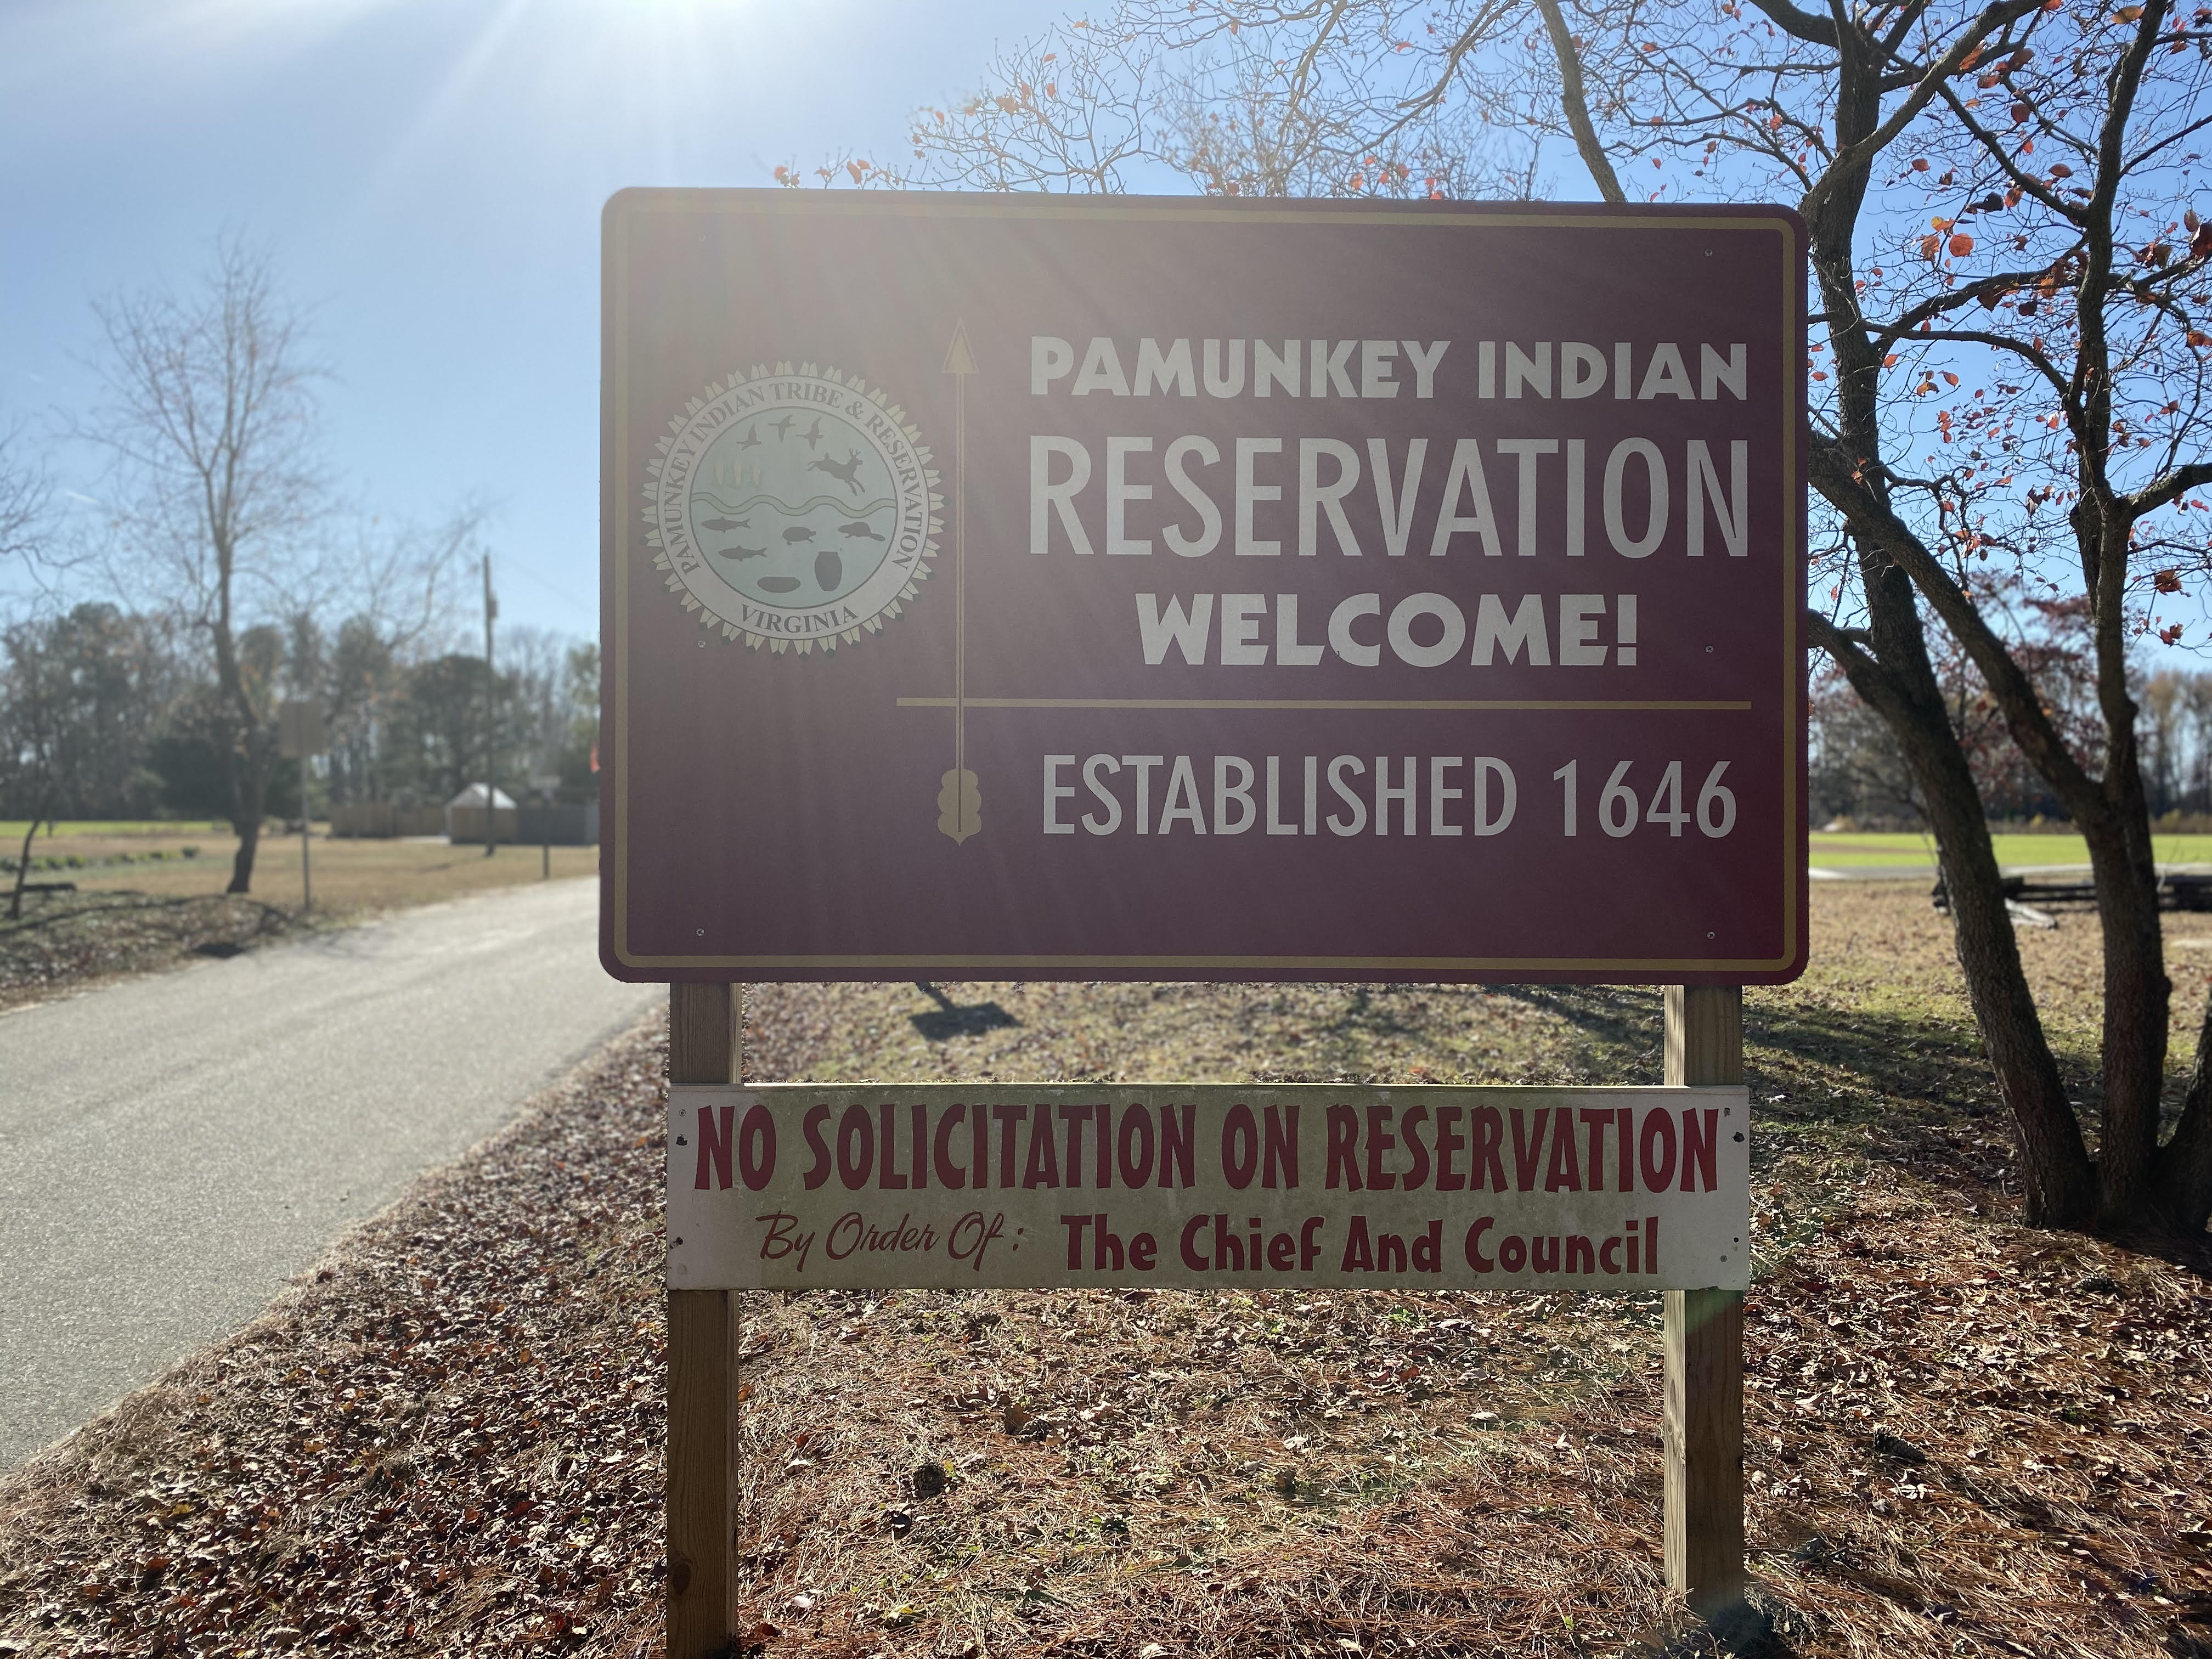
[
  {"left": 1792, "top": 7, "right": 2098, "bottom": 1220},
  {"left": 210, "top": 569, "right": 264, "bottom": 897},
  {"left": 1819, "top": 489, "right": 2100, "bottom": 1225},
  {"left": 2158, "top": 1001, "right": 2212, "bottom": 1231},
  {"left": 2079, "top": 808, "right": 2171, "bottom": 1226},
  {"left": 8, "top": 807, "right": 47, "bottom": 922},
  {"left": 228, "top": 761, "right": 265, "bottom": 895},
  {"left": 1896, "top": 681, "right": 2099, "bottom": 1227},
  {"left": 219, "top": 704, "right": 267, "bottom": 896}
]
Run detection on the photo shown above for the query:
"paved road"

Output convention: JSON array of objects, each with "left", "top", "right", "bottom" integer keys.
[{"left": 0, "top": 878, "right": 659, "bottom": 1472}]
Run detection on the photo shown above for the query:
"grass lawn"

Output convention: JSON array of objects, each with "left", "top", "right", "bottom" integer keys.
[
  {"left": 1812, "top": 829, "right": 2212, "bottom": 868},
  {"left": 7, "top": 822, "right": 596, "bottom": 907},
  {"left": 0, "top": 819, "right": 232, "bottom": 839}
]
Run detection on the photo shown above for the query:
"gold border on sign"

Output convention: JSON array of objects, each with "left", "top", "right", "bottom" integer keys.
[
  {"left": 606, "top": 194, "right": 1805, "bottom": 977},
  {"left": 895, "top": 697, "right": 1753, "bottom": 712}
]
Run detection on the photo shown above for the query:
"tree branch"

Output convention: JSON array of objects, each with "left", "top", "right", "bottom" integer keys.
[
  {"left": 1802, "top": 0, "right": 2050, "bottom": 221},
  {"left": 2127, "top": 460, "right": 2212, "bottom": 517},
  {"left": 1929, "top": 79, "right": 2086, "bottom": 221},
  {"left": 1894, "top": 325, "right": 2079, "bottom": 407},
  {"left": 1812, "top": 435, "right": 2109, "bottom": 819},
  {"left": 1744, "top": 0, "right": 1839, "bottom": 47},
  {"left": 1533, "top": 0, "right": 1626, "bottom": 203}
]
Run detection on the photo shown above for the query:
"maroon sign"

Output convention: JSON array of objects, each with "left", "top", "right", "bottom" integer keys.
[{"left": 601, "top": 192, "right": 1806, "bottom": 983}]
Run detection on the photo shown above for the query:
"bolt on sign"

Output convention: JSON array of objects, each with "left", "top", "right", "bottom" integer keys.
[
  {"left": 668, "top": 1085, "right": 1749, "bottom": 1294},
  {"left": 600, "top": 192, "right": 1808, "bottom": 985}
]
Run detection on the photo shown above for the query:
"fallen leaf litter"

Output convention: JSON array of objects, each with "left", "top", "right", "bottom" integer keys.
[{"left": 0, "top": 883, "right": 2207, "bottom": 1657}]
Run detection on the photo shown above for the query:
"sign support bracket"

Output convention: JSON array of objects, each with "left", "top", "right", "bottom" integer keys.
[{"left": 667, "top": 983, "right": 741, "bottom": 1659}]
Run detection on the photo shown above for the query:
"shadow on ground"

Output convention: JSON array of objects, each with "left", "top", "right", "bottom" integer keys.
[
  {"left": 1460, "top": 981, "right": 2068, "bottom": 1207},
  {"left": 910, "top": 981, "right": 1021, "bottom": 1042}
]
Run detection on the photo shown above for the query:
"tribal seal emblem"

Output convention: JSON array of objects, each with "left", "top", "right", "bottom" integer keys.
[{"left": 643, "top": 363, "right": 940, "bottom": 652}]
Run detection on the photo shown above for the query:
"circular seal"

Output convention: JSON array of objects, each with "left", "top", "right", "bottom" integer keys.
[{"left": 642, "top": 363, "right": 939, "bottom": 653}]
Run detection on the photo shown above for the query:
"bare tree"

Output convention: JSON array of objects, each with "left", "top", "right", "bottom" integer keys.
[
  {"left": 2, "top": 623, "right": 59, "bottom": 922},
  {"left": 1559, "top": 0, "right": 2212, "bottom": 1234},
  {"left": 297, "top": 507, "right": 483, "bottom": 811},
  {"left": 782, "top": 4, "right": 1538, "bottom": 199},
  {"left": 0, "top": 426, "right": 49, "bottom": 569},
  {"left": 0, "top": 428, "right": 57, "bottom": 920},
  {"left": 2142, "top": 669, "right": 2185, "bottom": 811},
  {"left": 2186, "top": 673, "right": 2212, "bottom": 810},
  {"left": 861, "top": 0, "right": 2212, "bottom": 1235},
  {"left": 503, "top": 624, "right": 582, "bottom": 785},
  {"left": 84, "top": 234, "right": 326, "bottom": 895}
]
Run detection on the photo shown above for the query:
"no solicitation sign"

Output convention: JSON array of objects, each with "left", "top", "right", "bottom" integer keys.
[
  {"left": 602, "top": 193, "right": 1807, "bottom": 982},
  {"left": 670, "top": 1085, "right": 1750, "bottom": 1293}
]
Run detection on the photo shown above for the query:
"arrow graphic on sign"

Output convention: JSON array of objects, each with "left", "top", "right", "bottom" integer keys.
[{"left": 936, "top": 319, "right": 981, "bottom": 844}]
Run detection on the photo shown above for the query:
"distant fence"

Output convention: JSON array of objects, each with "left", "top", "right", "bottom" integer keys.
[
  {"left": 516, "top": 803, "right": 599, "bottom": 847},
  {"left": 454, "top": 803, "right": 599, "bottom": 846},
  {"left": 329, "top": 800, "right": 599, "bottom": 845},
  {"left": 444, "top": 805, "right": 521, "bottom": 844},
  {"left": 330, "top": 803, "right": 448, "bottom": 839}
]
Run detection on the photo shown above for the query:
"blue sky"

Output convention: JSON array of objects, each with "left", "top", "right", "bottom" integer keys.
[{"left": 0, "top": 0, "right": 1074, "bottom": 640}]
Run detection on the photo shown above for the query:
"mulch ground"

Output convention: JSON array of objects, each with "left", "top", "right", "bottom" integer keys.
[
  {"left": 0, "top": 891, "right": 298, "bottom": 1013},
  {"left": 2, "top": 883, "right": 2210, "bottom": 1658}
]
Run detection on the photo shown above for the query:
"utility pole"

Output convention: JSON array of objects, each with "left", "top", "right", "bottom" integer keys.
[{"left": 483, "top": 554, "right": 499, "bottom": 859}]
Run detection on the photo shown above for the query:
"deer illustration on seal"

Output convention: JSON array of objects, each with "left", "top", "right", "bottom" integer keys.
[{"left": 809, "top": 450, "right": 865, "bottom": 495}]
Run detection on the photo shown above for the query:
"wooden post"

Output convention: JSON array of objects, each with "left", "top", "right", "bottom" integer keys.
[
  {"left": 667, "top": 983, "right": 741, "bottom": 1658},
  {"left": 1662, "top": 985, "right": 1746, "bottom": 1620}
]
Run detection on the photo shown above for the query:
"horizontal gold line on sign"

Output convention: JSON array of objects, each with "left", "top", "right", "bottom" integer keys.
[{"left": 895, "top": 697, "right": 1754, "bottom": 713}]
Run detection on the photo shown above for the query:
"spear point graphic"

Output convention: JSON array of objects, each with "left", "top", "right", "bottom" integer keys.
[{"left": 939, "top": 319, "right": 980, "bottom": 844}]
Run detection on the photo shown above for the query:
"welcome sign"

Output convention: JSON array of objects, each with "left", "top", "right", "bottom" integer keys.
[{"left": 601, "top": 193, "right": 1807, "bottom": 983}]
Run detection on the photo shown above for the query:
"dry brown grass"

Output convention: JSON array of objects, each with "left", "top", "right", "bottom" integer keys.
[
  {"left": 0, "top": 829, "right": 600, "bottom": 1010},
  {"left": 33, "top": 826, "right": 601, "bottom": 912},
  {"left": 731, "top": 1210, "right": 2212, "bottom": 1657},
  {"left": 730, "top": 884, "right": 2212, "bottom": 1659},
  {"left": 1, "top": 882, "right": 2208, "bottom": 1658}
]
